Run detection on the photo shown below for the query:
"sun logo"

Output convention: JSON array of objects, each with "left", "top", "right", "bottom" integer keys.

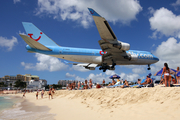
[{"left": 28, "top": 32, "right": 42, "bottom": 41}]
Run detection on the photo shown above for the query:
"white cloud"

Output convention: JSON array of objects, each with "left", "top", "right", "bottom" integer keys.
[
  {"left": 105, "top": 70, "right": 116, "bottom": 76},
  {"left": 171, "top": 0, "right": 180, "bottom": 10},
  {"left": 86, "top": 73, "right": 107, "bottom": 83},
  {"left": 149, "top": 7, "right": 180, "bottom": 39},
  {"left": 153, "top": 37, "right": 180, "bottom": 69},
  {"left": 13, "top": 0, "right": 21, "bottom": 4},
  {"left": 132, "top": 66, "right": 146, "bottom": 74},
  {"left": 36, "top": 0, "right": 142, "bottom": 28},
  {"left": 120, "top": 72, "right": 140, "bottom": 81},
  {"left": 65, "top": 73, "right": 76, "bottom": 78},
  {"left": 75, "top": 76, "right": 85, "bottom": 82},
  {"left": 0, "top": 36, "right": 18, "bottom": 51},
  {"left": 21, "top": 53, "right": 68, "bottom": 71}
]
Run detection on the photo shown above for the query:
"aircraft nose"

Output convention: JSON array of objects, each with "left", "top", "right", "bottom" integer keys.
[{"left": 154, "top": 56, "right": 159, "bottom": 62}]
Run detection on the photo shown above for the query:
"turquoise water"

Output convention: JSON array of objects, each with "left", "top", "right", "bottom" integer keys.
[{"left": 0, "top": 96, "right": 21, "bottom": 112}]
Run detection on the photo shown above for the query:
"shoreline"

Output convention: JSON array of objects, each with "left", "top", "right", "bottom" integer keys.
[
  {"left": 1, "top": 87, "right": 180, "bottom": 120},
  {"left": 0, "top": 94, "right": 55, "bottom": 120}
]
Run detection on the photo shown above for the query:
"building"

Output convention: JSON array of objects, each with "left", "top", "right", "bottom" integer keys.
[
  {"left": 26, "top": 79, "right": 47, "bottom": 90},
  {"left": 0, "top": 74, "right": 40, "bottom": 87}
]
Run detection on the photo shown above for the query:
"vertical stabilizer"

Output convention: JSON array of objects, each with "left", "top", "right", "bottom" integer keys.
[{"left": 22, "top": 22, "right": 59, "bottom": 47}]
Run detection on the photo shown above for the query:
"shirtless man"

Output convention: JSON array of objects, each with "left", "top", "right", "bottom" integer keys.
[
  {"left": 108, "top": 79, "right": 116, "bottom": 86},
  {"left": 137, "top": 79, "right": 141, "bottom": 85},
  {"left": 49, "top": 89, "right": 53, "bottom": 99},
  {"left": 102, "top": 79, "right": 105, "bottom": 87},
  {"left": 121, "top": 80, "right": 129, "bottom": 88},
  {"left": 141, "top": 76, "right": 154, "bottom": 87}
]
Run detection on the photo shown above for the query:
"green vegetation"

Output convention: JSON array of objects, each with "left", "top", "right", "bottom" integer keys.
[{"left": 14, "top": 80, "right": 26, "bottom": 89}]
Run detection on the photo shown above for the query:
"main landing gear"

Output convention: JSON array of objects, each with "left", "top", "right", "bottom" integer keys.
[
  {"left": 147, "top": 64, "right": 151, "bottom": 70},
  {"left": 99, "top": 60, "right": 116, "bottom": 72}
]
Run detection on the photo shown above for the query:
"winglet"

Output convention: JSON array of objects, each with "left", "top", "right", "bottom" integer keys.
[{"left": 88, "top": 8, "right": 101, "bottom": 17}]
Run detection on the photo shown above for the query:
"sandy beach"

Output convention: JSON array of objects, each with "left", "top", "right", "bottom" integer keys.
[{"left": 1, "top": 87, "right": 180, "bottom": 120}]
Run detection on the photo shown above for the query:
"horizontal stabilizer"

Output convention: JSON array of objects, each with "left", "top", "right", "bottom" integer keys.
[{"left": 20, "top": 34, "right": 51, "bottom": 51}]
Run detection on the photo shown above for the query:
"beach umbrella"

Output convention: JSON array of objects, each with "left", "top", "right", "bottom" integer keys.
[
  {"left": 176, "top": 71, "right": 180, "bottom": 77},
  {"left": 109, "top": 74, "right": 120, "bottom": 79},
  {"left": 154, "top": 68, "right": 176, "bottom": 76}
]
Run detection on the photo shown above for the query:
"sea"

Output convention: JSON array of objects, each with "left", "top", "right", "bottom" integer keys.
[
  {"left": 0, "top": 96, "right": 55, "bottom": 120},
  {"left": 0, "top": 96, "right": 21, "bottom": 112}
]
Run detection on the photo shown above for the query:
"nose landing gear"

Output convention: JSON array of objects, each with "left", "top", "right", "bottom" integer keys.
[{"left": 147, "top": 64, "right": 151, "bottom": 70}]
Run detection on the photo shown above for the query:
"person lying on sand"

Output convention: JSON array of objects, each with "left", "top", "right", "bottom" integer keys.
[
  {"left": 96, "top": 83, "right": 101, "bottom": 89},
  {"left": 141, "top": 76, "right": 154, "bottom": 87},
  {"left": 137, "top": 79, "right": 141, "bottom": 85},
  {"left": 121, "top": 80, "right": 129, "bottom": 88},
  {"left": 108, "top": 79, "right": 116, "bottom": 86}
]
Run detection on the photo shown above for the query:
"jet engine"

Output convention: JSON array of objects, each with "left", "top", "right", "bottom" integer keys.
[
  {"left": 113, "top": 41, "right": 130, "bottom": 51},
  {"left": 124, "top": 53, "right": 138, "bottom": 61},
  {"left": 85, "top": 67, "right": 95, "bottom": 70}
]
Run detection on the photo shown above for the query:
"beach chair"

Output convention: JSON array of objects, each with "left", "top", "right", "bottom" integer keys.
[{"left": 130, "top": 79, "right": 146, "bottom": 88}]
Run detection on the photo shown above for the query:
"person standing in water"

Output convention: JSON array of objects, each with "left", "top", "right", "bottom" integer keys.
[{"left": 161, "top": 63, "right": 170, "bottom": 87}]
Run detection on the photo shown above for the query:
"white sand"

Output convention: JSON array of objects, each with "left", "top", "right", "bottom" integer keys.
[{"left": 4, "top": 87, "right": 180, "bottom": 120}]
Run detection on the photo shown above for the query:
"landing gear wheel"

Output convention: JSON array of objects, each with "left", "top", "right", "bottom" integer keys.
[
  {"left": 147, "top": 64, "right": 151, "bottom": 70},
  {"left": 103, "top": 69, "right": 106, "bottom": 72}
]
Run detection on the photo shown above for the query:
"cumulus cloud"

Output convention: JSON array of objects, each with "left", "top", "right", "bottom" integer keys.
[
  {"left": 21, "top": 53, "right": 68, "bottom": 71},
  {"left": 153, "top": 37, "right": 180, "bottom": 70},
  {"left": 171, "top": 0, "right": 180, "bottom": 10},
  {"left": 0, "top": 36, "right": 18, "bottom": 51},
  {"left": 86, "top": 73, "right": 107, "bottom": 83},
  {"left": 13, "top": 0, "right": 21, "bottom": 4},
  {"left": 120, "top": 72, "right": 140, "bottom": 81},
  {"left": 66, "top": 73, "right": 76, "bottom": 78},
  {"left": 149, "top": 7, "right": 180, "bottom": 39},
  {"left": 35, "top": 0, "right": 142, "bottom": 28}
]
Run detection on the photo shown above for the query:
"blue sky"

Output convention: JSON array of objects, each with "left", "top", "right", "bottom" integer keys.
[{"left": 1, "top": 0, "right": 180, "bottom": 84}]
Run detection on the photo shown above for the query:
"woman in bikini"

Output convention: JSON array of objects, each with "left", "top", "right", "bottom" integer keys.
[
  {"left": 78, "top": 81, "right": 81, "bottom": 90},
  {"left": 161, "top": 63, "right": 170, "bottom": 87},
  {"left": 89, "top": 79, "right": 92, "bottom": 89}
]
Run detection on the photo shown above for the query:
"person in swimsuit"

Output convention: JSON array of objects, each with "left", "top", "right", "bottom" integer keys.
[
  {"left": 102, "top": 79, "right": 105, "bottom": 87},
  {"left": 176, "top": 67, "right": 180, "bottom": 84},
  {"left": 78, "top": 81, "right": 81, "bottom": 90},
  {"left": 22, "top": 90, "right": 26, "bottom": 98},
  {"left": 108, "top": 79, "right": 116, "bottom": 86},
  {"left": 81, "top": 82, "right": 84, "bottom": 90},
  {"left": 141, "top": 76, "right": 154, "bottom": 87},
  {"left": 36, "top": 91, "right": 38, "bottom": 99},
  {"left": 84, "top": 80, "right": 88, "bottom": 89},
  {"left": 89, "top": 79, "right": 92, "bottom": 89},
  {"left": 49, "top": 89, "right": 53, "bottom": 99},
  {"left": 41, "top": 90, "right": 44, "bottom": 99},
  {"left": 161, "top": 63, "right": 170, "bottom": 87},
  {"left": 121, "top": 80, "right": 129, "bottom": 88}
]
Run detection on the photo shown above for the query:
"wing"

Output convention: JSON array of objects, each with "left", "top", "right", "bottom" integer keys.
[
  {"left": 88, "top": 8, "right": 131, "bottom": 63},
  {"left": 73, "top": 63, "right": 98, "bottom": 70},
  {"left": 64, "top": 61, "right": 98, "bottom": 70}
]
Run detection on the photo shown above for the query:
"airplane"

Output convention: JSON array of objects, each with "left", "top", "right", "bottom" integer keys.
[{"left": 19, "top": 8, "right": 159, "bottom": 72}]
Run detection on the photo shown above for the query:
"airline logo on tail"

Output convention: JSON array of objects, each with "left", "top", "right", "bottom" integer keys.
[{"left": 28, "top": 32, "right": 43, "bottom": 41}]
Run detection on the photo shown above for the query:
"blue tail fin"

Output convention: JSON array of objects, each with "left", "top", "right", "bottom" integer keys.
[{"left": 22, "top": 22, "right": 59, "bottom": 47}]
